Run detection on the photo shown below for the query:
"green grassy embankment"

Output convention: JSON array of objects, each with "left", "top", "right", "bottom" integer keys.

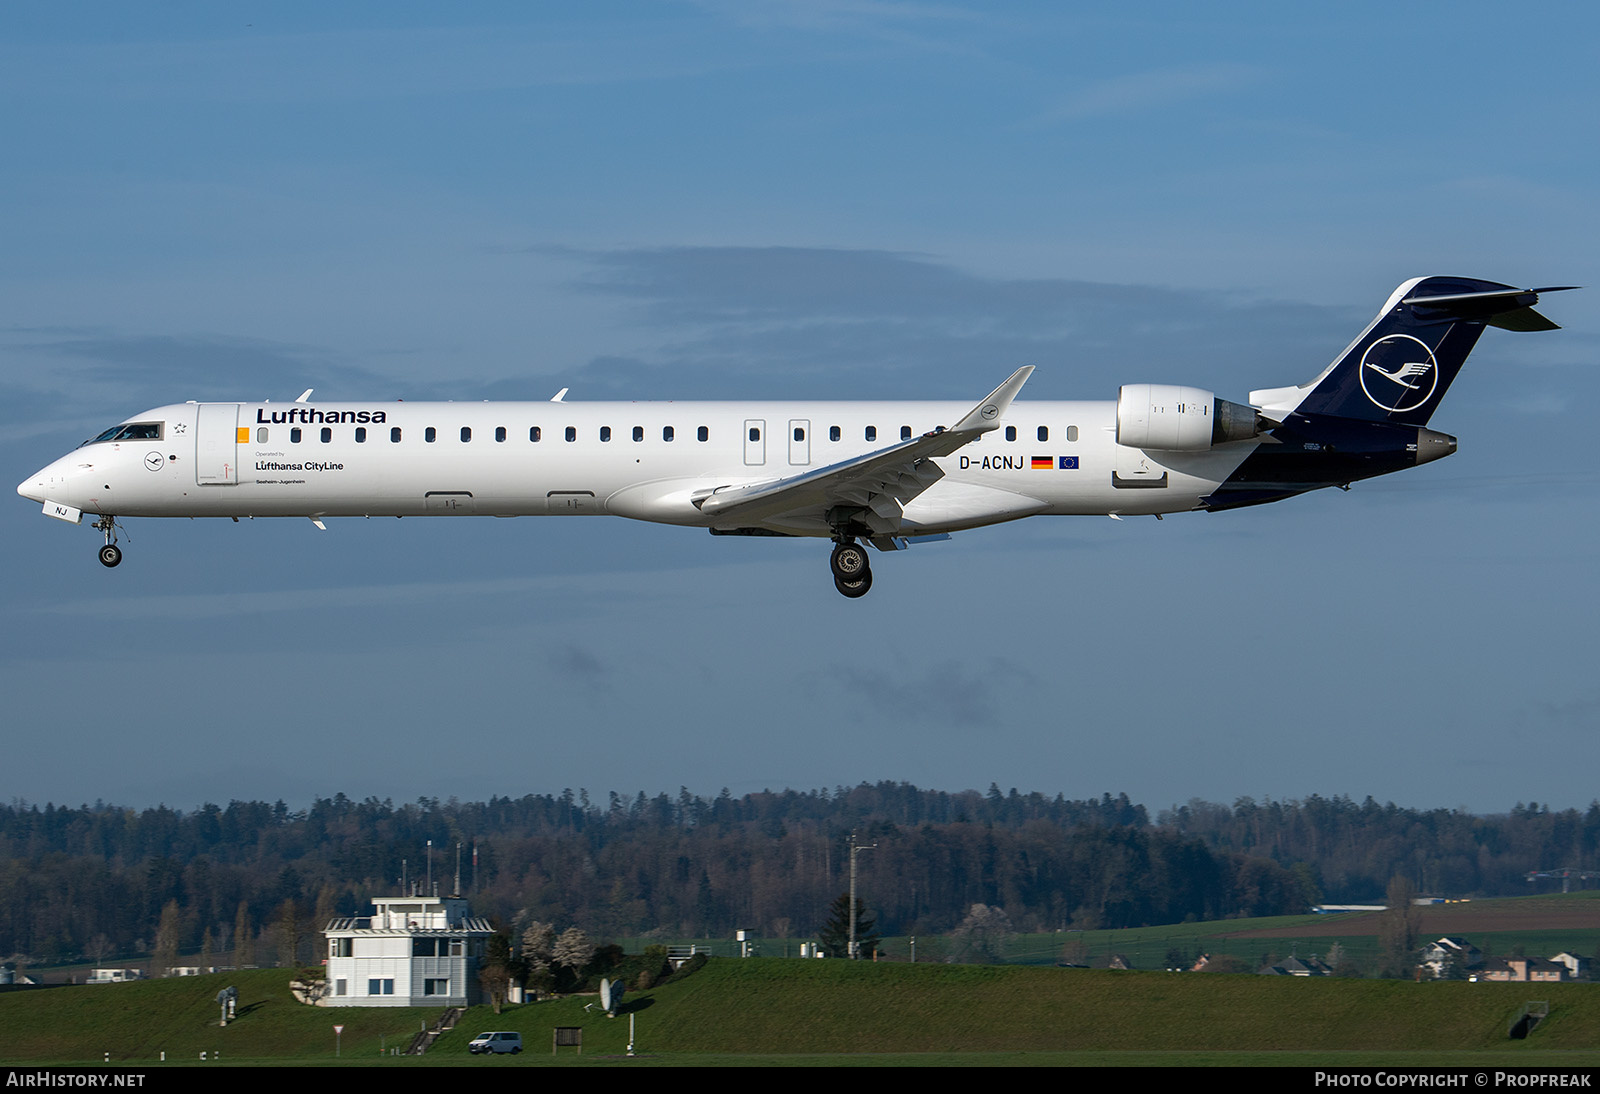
[
  {"left": 0, "top": 970, "right": 439, "bottom": 1063},
  {"left": 5, "top": 958, "right": 1594, "bottom": 1065}
]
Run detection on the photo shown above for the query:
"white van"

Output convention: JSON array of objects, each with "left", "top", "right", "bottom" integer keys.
[{"left": 468, "top": 1031, "right": 523, "bottom": 1055}]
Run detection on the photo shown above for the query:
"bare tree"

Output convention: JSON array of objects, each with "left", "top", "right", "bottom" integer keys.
[
  {"left": 952, "top": 903, "right": 1013, "bottom": 964},
  {"left": 153, "top": 900, "right": 181, "bottom": 977},
  {"left": 275, "top": 900, "right": 300, "bottom": 968},
  {"left": 86, "top": 934, "right": 114, "bottom": 966},
  {"left": 1379, "top": 875, "right": 1422, "bottom": 978},
  {"left": 234, "top": 903, "right": 255, "bottom": 967},
  {"left": 478, "top": 933, "right": 514, "bottom": 1014}
]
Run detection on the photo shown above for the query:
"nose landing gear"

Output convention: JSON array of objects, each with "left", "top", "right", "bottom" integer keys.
[
  {"left": 93, "top": 516, "right": 123, "bottom": 568},
  {"left": 830, "top": 539, "right": 872, "bottom": 598}
]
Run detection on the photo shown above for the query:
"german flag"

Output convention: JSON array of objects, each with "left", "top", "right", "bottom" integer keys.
[{"left": 1031, "top": 455, "right": 1053, "bottom": 470}]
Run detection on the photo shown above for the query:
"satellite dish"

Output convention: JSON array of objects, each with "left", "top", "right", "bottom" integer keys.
[{"left": 599, "top": 977, "right": 625, "bottom": 1014}]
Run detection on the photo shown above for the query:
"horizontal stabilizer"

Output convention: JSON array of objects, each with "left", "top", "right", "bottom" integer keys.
[
  {"left": 1402, "top": 284, "right": 1576, "bottom": 331},
  {"left": 1257, "top": 277, "right": 1574, "bottom": 427}
]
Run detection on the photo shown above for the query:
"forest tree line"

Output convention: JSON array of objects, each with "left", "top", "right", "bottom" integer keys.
[{"left": 1, "top": 784, "right": 1595, "bottom": 966}]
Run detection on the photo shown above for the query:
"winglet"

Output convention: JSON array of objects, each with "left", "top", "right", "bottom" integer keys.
[
  {"left": 295, "top": 388, "right": 313, "bottom": 403},
  {"left": 550, "top": 387, "right": 568, "bottom": 403},
  {"left": 949, "top": 366, "right": 1034, "bottom": 435}
]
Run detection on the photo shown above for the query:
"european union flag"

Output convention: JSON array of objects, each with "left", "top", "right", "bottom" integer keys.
[{"left": 1058, "top": 456, "right": 1079, "bottom": 470}]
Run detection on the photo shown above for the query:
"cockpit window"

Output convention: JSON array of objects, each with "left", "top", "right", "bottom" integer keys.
[{"left": 84, "top": 422, "right": 163, "bottom": 446}]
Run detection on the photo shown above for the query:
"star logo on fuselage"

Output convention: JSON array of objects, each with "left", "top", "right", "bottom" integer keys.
[{"left": 1359, "top": 334, "right": 1438, "bottom": 413}]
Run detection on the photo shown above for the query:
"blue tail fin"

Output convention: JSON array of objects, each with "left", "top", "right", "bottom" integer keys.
[{"left": 1251, "top": 277, "right": 1572, "bottom": 426}]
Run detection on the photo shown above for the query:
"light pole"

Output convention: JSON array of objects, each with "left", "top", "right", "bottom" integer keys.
[{"left": 848, "top": 830, "right": 877, "bottom": 959}]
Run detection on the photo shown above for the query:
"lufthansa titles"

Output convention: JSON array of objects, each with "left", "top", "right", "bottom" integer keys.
[{"left": 256, "top": 408, "right": 387, "bottom": 424}]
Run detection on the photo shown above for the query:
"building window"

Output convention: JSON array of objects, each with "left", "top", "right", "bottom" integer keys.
[
  {"left": 335, "top": 979, "right": 347, "bottom": 996},
  {"left": 425, "top": 978, "right": 450, "bottom": 996},
  {"left": 330, "top": 938, "right": 352, "bottom": 958},
  {"left": 368, "top": 978, "right": 394, "bottom": 996}
]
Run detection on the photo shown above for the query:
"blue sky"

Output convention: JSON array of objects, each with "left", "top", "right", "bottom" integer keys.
[{"left": 3, "top": 2, "right": 1597, "bottom": 813}]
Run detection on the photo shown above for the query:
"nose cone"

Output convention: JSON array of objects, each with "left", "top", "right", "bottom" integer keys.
[
  {"left": 18, "top": 452, "right": 81, "bottom": 505},
  {"left": 17, "top": 469, "right": 47, "bottom": 503}
]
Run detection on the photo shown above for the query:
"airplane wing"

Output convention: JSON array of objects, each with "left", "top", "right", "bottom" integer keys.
[{"left": 695, "top": 367, "right": 1034, "bottom": 535}]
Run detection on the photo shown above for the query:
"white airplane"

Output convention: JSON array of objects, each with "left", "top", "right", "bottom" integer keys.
[{"left": 17, "top": 277, "right": 1572, "bottom": 597}]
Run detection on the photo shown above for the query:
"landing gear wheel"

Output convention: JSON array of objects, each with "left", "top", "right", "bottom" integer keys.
[
  {"left": 830, "top": 542, "right": 870, "bottom": 581},
  {"left": 92, "top": 515, "right": 123, "bottom": 568},
  {"left": 834, "top": 569, "right": 873, "bottom": 598}
]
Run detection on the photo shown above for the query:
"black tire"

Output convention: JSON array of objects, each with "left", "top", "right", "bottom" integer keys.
[
  {"left": 98, "top": 544, "right": 122, "bottom": 568},
  {"left": 511, "top": 1047, "right": 521, "bottom": 1054},
  {"left": 830, "top": 542, "right": 869, "bottom": 581},
  {"left": 834, "top": 569, "right": 873, "bottom": 598}
]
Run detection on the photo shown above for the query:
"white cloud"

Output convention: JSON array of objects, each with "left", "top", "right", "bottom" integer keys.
[{"left": 1025, "top": 63, "right": 1263, "bottom": 126}]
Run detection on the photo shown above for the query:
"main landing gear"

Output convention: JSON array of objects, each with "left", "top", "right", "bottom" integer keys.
[
  {"left": 830, "top": 539, "right": 872, "bottom": 599},
  {"left": 93, "top": 515, "right": 122, "bottom": 568}
]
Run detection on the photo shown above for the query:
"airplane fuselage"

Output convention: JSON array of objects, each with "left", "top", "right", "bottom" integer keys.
[
  {"left": 18, "top": 278, "right": 1570, "bottom": 596},
  {"left": 23, "top": 397, "right": 1254, "bottom": 535}
]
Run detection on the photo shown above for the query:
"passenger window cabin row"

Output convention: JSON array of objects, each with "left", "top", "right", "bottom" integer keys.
[{"left": 257, "top": 423, "right": 1081, "bottom": 445}]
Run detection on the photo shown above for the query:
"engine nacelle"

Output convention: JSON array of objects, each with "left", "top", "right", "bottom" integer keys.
[{"left": 1116, "top": 384, "right": 1263, "bottom": 450}]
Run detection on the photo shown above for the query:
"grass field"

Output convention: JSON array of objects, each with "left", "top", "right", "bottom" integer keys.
[
  {"left": 7, "top": 894, "right": 1597, "bottom": 1067},
  {"left": 612, "top": 891, "right": 1600, "bottom": 972},
  {"left": 4, "top": 957, "right": 1598, "bottom": 1067}
]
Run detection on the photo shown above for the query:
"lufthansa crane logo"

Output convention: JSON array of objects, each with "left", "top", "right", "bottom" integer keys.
[
  {"left": 1359, "top": 334, "right": 1438, "bottom": 413},
  {"left": 980, "top": 404, "right": 999, "bottom": 420}
]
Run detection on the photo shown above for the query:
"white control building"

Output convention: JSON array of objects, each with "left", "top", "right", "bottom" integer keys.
[{"left": 323, "top": 895, "right": 495, "bottom": 1007}]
